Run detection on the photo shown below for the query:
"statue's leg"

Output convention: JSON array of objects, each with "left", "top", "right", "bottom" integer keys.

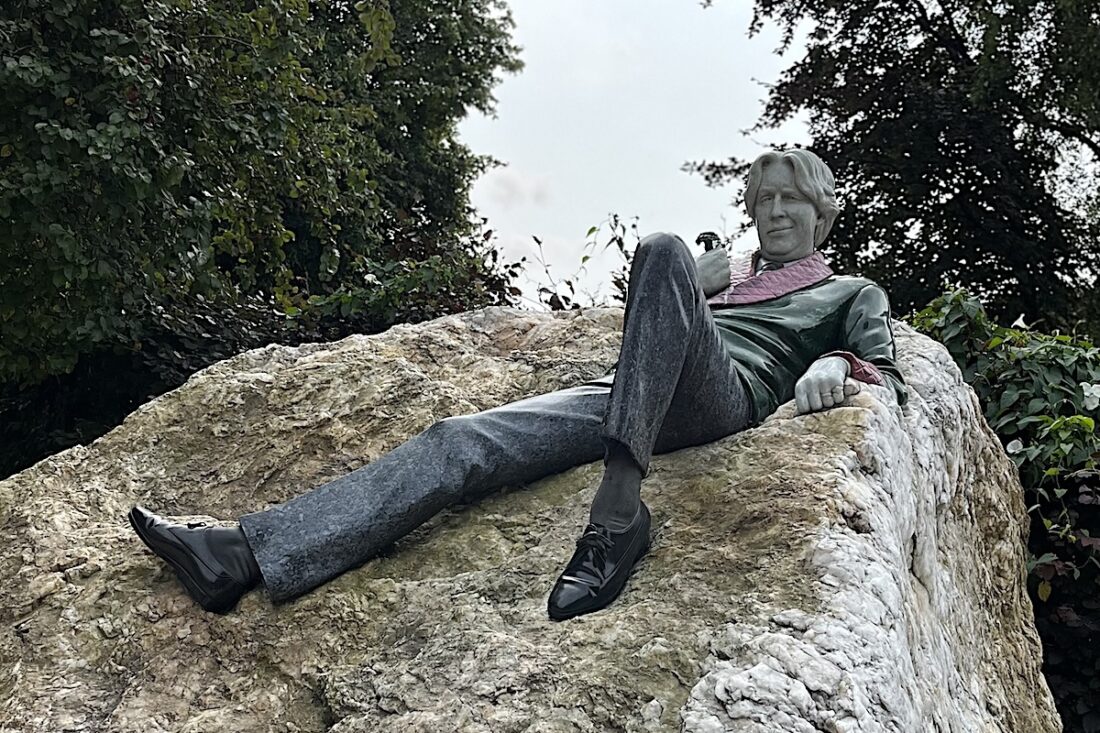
[
  {"left": 238, "top": 382, "right": 613, "bottom": 603},
  {"left": 590, "top": 231, "right": 752, "bottom": 527}
]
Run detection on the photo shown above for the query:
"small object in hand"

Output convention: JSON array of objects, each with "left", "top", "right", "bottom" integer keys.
[{"left": 696, "top": 231, "right": 722, "bottom": 252}]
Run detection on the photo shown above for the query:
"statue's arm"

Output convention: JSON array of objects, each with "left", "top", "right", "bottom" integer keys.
[
  {"left": 694, "top": 247, "right": 732, "bottom": 299},
  {"left": 820, "top": 284, "right": 908, "bottom": 407}
]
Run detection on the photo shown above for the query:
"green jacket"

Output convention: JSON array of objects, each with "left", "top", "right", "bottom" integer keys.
[
  {"left": 710, "top": 276, "right": 908, "bottom": 423},
  {"left": 583, "top": 256, "right": 907, "bottom": 425}
]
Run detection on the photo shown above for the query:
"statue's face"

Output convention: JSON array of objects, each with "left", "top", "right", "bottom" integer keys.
[{"left": 754, "top": 161, "right": 822, "bottom": 262}]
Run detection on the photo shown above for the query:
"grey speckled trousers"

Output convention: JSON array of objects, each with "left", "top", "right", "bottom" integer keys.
[{"left": 239, "top": 232, "right": 754, "bottom": 602}]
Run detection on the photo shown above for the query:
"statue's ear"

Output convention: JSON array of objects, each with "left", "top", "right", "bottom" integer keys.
[{"left": 813, "top": 217, "right": 828, "bottom": 247}]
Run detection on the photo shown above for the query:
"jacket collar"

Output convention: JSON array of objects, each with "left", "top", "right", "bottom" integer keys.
[{"left": 707, "top": 249, "right": 835, "bottom": 307}]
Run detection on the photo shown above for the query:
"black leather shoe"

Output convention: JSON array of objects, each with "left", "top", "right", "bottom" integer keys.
[
  {"left": 128, "top": 505, "right": 261, "bottom": 614},
  {"left": 547, "top": 501, "right": 651, "bottom": 621}
]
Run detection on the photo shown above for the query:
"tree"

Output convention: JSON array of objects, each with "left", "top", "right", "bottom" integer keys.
[
  {"left": 0, "top": 0, "right": 524, "bottom": 387},
  {"left": 687, "top": 0, "right": 1100, "bottom": 335},
  {"left": 0, "top": 0, "right": 526, "bottom": 477}
]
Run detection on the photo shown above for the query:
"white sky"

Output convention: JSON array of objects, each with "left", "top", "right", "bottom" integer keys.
[{"left": 456, "top": 0, "right": 810, "bottom": 310}]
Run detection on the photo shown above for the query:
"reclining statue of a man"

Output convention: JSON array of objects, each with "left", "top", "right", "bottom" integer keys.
[{"left": 128, "top": 147, "right": 908, "bottom": 620}]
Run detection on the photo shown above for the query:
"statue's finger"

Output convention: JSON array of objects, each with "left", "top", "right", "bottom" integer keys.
[
  {"left": 808, "top": 389, "right": 823, "bottom": 412},
  {"left": 832, "top": 385, "right": 845, "bottom": 403},
  {"left": 844, "top": 379, "right": 862, "bottom": 395}
]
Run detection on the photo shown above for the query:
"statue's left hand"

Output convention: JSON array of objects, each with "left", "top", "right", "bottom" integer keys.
[
  {"left": 795, "top": 356, "right": 862, "bottom": 415},
  {"left": 694, "top": 246, "right": 731, "bottom": 299}
]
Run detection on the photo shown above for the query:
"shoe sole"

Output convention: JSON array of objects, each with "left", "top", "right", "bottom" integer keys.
[
  {"left": 127, "top": 508, "right": 238, "bottom": 614},
  {"left": 547, "top": 532, "right": 651, "bottom": 622}
]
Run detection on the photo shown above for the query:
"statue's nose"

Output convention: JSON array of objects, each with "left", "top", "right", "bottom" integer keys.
[{"left": 768, "top": 195, "right": 788, "bottom": 219}]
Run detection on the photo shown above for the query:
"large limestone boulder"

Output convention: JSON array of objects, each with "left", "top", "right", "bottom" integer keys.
[{"left": 0, "top": 305, "right": 1060, "bottom": 732}]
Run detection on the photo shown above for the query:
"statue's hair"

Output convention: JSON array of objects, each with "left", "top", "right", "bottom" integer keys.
[{"left": 744, "top": 148, "right": 840, "bottom": 247}]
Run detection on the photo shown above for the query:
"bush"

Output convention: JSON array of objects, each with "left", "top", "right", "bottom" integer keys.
[
  {"left": 910, "top": 289, "right": 1100, "bottom": 729},
  {"left": 0, "top": 0, "right": 527, "bottom": 476},
  {"left": 0, "top": 217, "right": 524, "bottom": 478},
  {"left": 0, "top": 0, "right": 524, "bottom": 388}
]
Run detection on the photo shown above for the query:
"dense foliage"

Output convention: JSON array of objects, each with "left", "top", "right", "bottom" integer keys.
[
  {"left": 0, "top": 0, "right": 524, "bottom": 386},
  {"left": 912, "top": 290, "right": 1100, "bottom": 731},
  {"left": 0, "top": 0, "right": 525, "bottom": 475},
  {"left": 689, "top": 0, "right": 1100, "bottom": 335}
]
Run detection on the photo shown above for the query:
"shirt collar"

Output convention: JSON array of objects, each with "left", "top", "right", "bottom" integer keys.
[
  {"left": 752, "top": 250, "right": 812, "bottom": 273},
  {"left": 754, "top": 254, "right": 789, "bottom": 274},
  {"left": 707, "top": 248, "right": 835, "bottom": 307}
]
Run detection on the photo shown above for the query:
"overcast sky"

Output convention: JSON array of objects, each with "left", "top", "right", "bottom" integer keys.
[{"left": 456, "top": 0, "right": 810, "bottom": 309}]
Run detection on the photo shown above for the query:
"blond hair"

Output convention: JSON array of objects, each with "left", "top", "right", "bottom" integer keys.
[{"left": 745, "top": 149, "right": 840, "bottom": 247}]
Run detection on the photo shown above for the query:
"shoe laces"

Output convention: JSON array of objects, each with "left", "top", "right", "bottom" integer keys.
[{"left": 575, "top": 525, "right": 614, "bottom": 561}]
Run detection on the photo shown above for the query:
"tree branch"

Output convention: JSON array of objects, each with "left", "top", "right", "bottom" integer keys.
[
  {"left": 899, "top": 0, "right": 975, "bottom": 68},
  {"left": 1029, "top": 114, "right": 1100, "bottom": 159}
]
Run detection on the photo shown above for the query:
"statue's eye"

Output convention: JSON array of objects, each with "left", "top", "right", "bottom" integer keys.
[{"left": 760, "top": 193, "right": 774, "bottom": 202}]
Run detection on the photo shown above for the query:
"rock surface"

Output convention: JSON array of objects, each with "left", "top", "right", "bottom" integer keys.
[{"left": 0, "top": 305, "right": 1060, "bottom": 732}]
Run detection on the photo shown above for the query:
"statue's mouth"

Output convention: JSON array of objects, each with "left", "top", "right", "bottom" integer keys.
[{"left": 768, "top": 227, "right": 793, "bottom": 235}]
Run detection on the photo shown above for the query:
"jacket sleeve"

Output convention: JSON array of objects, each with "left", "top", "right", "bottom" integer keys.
[{"left": 820, "top": 283, "right": 908, "bottom": 407}]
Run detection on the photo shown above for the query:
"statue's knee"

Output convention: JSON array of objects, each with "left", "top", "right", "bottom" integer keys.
[
  {"left": 423, "top": 415, "right": 481, "bottom": 461},
  {"left": 427, "top": 415, "right": 470, "bottom": 441},
  {"left": 638, "top": 231, "right": 689, "bottom": 259}
]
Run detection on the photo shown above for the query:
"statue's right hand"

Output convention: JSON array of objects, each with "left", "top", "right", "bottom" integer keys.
[
  {"left": 794, "top": 356, "right": 860, "bottom": 415},
  {"left": 695, "top": 246, "right": 731, "bottom": 298}
]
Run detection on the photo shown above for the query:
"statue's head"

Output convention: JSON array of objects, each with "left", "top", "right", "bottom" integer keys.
[{"left": 745, "top": 148, "right": 839, "bottom": 262}]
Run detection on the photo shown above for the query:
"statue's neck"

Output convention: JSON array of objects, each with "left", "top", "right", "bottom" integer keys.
[{"left": 753, "top": 249, "right": 816, "bottom": 274}]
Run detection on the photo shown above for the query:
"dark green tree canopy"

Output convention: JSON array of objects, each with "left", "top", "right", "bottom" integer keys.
[
  {"left": 0, "top": 0, "right": 523, "bottom": 385},
  {"left": 688, "top": 0, "right": 1100, "bottom": 334}
]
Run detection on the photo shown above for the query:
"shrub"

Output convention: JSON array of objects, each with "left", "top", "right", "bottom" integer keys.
[
  {"left": 0, "top": 0, "right": 526, "bottom": 476},
  {"left": 0, "top": 0, "right": 524, "bottom": 388},
  {"left": 910, "top": 289, "right": 1100, "bottom": 728}
]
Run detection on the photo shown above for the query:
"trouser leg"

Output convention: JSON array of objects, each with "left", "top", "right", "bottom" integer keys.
[
  {"left": 239, "top": 382, "right": 612, "bottom": 602},
  {"left": 240, "top": 231, "right": 752, "bottom": 603},
  {"left": 599, "top": 231, "right": 753, "bottom": 479}
]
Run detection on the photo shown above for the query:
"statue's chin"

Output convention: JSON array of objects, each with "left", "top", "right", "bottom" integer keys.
[{"left": 760, "top": 241, "right": 814, "bottom": 262}]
